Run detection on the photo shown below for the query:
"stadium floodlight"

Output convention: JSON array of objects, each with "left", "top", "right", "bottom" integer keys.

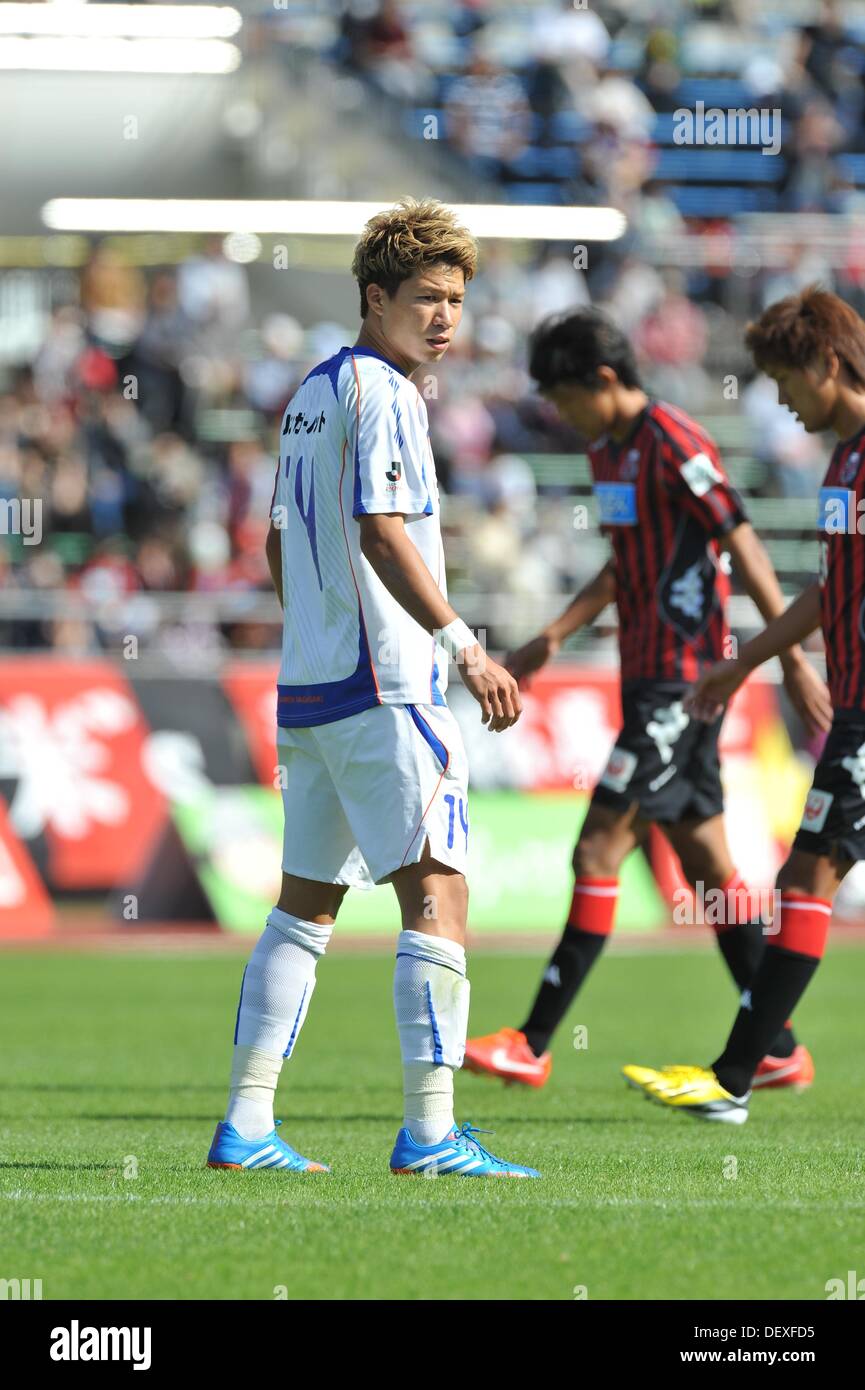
[
  {"left": 0, "top": 4, "right": 243, "bottom": 39},
  {"left": 0, "top": 37, "right": 241, "bottom": 71},
  {"left": 41, "top": 199, "right": 627, "bottom": 242}
]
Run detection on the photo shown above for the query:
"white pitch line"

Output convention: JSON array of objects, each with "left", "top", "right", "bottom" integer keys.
[{"left": 1, "top": 1190, "right": 863, "bottom": 1212}]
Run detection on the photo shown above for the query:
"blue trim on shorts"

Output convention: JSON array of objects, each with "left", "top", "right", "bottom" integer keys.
[
  {"left": 430, "top": 655, "right": 446, "bottom": 706},
  {"left": 407, "top": 704, "right": 450, "bottom": 771}
]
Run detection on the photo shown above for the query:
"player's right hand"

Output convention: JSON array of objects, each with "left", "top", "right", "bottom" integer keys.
[
  {"left": 504, "top": 631, "right": 561, "bottom": 687},
  {"left": 457, "top": 646, "right": 522, "bottom": 732},
  {"left": 685, "top": 658, "right": 750, "bottom": 723}
]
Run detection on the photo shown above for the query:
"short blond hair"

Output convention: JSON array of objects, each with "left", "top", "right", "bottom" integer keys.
[{"left": 351, "top": 197, "right": 478, "bottom": 317}]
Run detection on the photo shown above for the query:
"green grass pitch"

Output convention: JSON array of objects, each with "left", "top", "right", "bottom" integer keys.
[{"left": 2, "top": 943, "right": 864, "bottom": 1301}]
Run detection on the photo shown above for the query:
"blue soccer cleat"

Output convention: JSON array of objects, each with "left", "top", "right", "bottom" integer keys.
[
  {"left": 390, "top": 1121, "right": 540, "bottom": 1178},
  {"left": 206, "top": 1119, "right": 330, "bottom": 1173}
]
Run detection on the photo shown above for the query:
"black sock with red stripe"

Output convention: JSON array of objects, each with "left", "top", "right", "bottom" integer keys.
[
  {"left": 714, "top": 875, "right": 796, "bottom": 1059},
  {"left": 712, "top": 892, "right": 831, "bottom": 1096},
  {"left": 521, "top": 877, "right": 618, "bottom": 1056}
]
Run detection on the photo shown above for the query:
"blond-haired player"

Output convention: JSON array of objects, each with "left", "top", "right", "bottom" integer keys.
[{"left": 206, "top": 199, "right": 538, "bottom": 1177}]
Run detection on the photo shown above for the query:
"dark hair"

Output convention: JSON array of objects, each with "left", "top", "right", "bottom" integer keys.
[
  {"left": 528, "top": 308, "right": 641, "bottom": 391},
  {"left": 745, "top": 286, "right": 865, "bottom": 388}
]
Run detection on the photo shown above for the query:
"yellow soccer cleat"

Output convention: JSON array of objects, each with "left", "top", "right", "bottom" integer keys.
[
  {"left": 622, "top": 1063, "right": 750, "bottom": 1124},
  {"left": 622, "top": 1062, "right": 695, "bottom": 1091}
]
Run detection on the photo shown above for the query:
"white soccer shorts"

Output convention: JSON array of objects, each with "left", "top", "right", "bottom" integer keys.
[{"left": 276, "top": 702, "right": 470, "bottom": 888}]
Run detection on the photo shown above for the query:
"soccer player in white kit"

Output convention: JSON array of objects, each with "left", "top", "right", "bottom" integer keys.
[{"left": 207, "top": 199, "right": 540, "bottom": 1177}]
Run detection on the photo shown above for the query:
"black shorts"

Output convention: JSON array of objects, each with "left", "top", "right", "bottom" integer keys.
[
  {"left": 591, "top": 680, "right": 724, "bottom": 825},
  {"left": 792, "top": 714, "right": 865, "bottom": 863}
]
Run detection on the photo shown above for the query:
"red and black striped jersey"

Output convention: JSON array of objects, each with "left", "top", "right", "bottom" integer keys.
[
  {"left": 588, "top": 400, "right": 747, "bottom": 682},
  {"left": 817, "top": 425, "right": 865, "bottom": 712}
]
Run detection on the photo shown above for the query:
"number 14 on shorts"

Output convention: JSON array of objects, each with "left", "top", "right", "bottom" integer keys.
[{"left": 444, "top": 795, "right": 469, "bottom": 850}]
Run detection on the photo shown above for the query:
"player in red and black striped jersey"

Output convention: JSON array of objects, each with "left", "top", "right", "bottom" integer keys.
[
  {"left": 463, "top": 308, "right": 830, "bottom": 1095},
  {"left": 817, "top": 426, "right": 865, "bottom": 710},
  {"left": 625, "top": 286, "right": 865, "bottom": 1123},
  {"left": 588, "top": 398, "right": 742, "bottom": 684}
]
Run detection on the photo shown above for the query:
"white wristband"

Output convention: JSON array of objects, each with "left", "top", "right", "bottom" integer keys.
[{"left": 438, "top": 618, "right": 477, "bottom": 660}]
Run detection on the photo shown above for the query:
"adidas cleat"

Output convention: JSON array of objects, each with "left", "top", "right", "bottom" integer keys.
[
  {"left": 462, "top": 1026, "right": 552, "bottom": 1088},
  {"left": 622, "top": 1063, "right": 750, "bottom": 1124},
  {"left": 389, "top": 1121, "right": 540, "bottom": 1177},
  {"left": 752, "top": 1044, "right": 814, "bottom": 1090},
  {"left": 206, "top": 1119, "right": 330, "bottom": 1172}
]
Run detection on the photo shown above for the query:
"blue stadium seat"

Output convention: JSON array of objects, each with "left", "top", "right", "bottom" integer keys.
[
  {"left": 507, "top": 146, "right": 578, "bottom": 179},
  {"left": 651, "top": 112, "right": 683, "bottom": 146},
  {"left": 653, "top": 150, "right": 785, "bottom": 182},
  {"left": 674, "top": 79, "right": 753, "bottom": 109},
  {"left": 548, "top": 110, "right": 592, "bottom": 144},
  {"left": 667, "top": 184, "right": 778, "bottom": 215}
]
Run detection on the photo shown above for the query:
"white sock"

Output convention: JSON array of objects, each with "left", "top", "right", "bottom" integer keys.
[
  {"left": 224, "top": 908, "right": 332, "bottom": 1140},
  {"left": 227, "top": 1046, "right": 283, "bottom": 1142},
  {"left": 393, "top": 930, "right": 469, "bottom": 1146},
  {"left": 402, "top": 1062, "right": 456, "bottom": 1146}
]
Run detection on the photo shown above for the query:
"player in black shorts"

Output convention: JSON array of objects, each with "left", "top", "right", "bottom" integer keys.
[
  {"left": 463, "top": 308, "right": 830, "bottom": 1093},
  {"left": 625, "top": 286, "right": 865, "bottom": 1123}
]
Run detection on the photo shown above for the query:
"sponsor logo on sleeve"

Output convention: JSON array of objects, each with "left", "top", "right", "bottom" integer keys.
[
  {"left": 681, "top": 452, "right": 724, "bottom": 497},
  {"left": 799, "top": 787, "right": 833, "bottom": 835},
  {"left": 599, "top": 746, "right": 638, "bottom": 793}
]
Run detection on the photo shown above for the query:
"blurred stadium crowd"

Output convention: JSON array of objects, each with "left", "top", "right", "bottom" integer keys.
[{"left": 2, "top": 0, "right": 865, "bottom": 657}]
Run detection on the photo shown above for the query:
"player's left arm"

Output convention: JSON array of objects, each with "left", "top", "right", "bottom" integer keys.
[
  {"left": 662, "top": 439, "right": 831, "bottom": 733},
  {"left": 722, "top": 522, "right": 832, "bottom": 736},
  {"left": 723, "top": 521, "right": 806, "bottom": 651}
]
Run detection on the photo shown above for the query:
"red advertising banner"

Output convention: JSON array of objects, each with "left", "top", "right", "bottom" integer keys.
[
  {"left": 0, "top": 657, "right": 812, "bottom": 921},
  {"left": 221, "top": 664, "right": 279, "bottom": 790},
  {"left": 0, "top": 660, "right": 167, "bottom": 890}
]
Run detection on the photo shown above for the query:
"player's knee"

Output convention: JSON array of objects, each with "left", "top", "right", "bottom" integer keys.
[
  {"left": 775, "top": 861, "right": 819, "bottom": 898},
  {"left": 678, "top": 851, "right": 729, "bottom": 888},
  {"left": 442, "top": 871, "right": 468, "bottom": 924},
  {"left": 572, "top": 837, "right": 623, "bottom": 879},
  {"left": 277, "top": 874, "right": 347, "bottom": 923},
  {"left": 402, "top": 868, "right": 467, "bottom": 936},
  {"left": 445, "top": 878, "right": 470, "bottom": 934}
]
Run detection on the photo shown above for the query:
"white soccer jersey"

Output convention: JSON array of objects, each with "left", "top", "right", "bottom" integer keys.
[{"left": 272, "top": 345, "right": 449, "bottom": 727}]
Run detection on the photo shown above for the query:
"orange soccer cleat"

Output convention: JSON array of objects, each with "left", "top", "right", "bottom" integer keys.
[
  {"left": 462, "top": 1027, "right": 552, "bottom": 1089},
  {"left": 752, "top": 1044, "right": 815, "bottom": 1090}
]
